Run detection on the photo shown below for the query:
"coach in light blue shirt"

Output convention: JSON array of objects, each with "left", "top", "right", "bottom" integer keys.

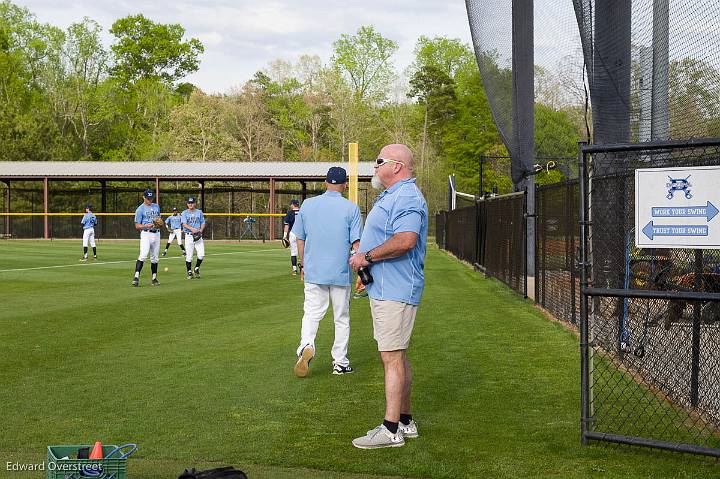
[
  {"left": 291, "top": 167, "right": 362, "bottom": 378},
  {"left": 349, "top": 144, "right": 428, "bottom": 450}
]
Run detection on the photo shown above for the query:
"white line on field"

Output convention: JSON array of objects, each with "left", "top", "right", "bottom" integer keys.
[{"left": 0, "top": 248, "right": 283, "bottom": 273}]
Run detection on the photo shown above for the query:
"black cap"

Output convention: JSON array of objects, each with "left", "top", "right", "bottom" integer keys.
[
  {"left": 172, "top": 207, "right": 178, "bottom": 212},
  {"left": 85, "top": 204, "right": 92, "bottom": 210},
  {"left": 187, "top": 197, "right": 196, "bottom": 204},
  {"left": 290, "top": 199, "right": 299, "bottom": 206},
  {"left": 326, "top": 167, "right": 348, "bottom": 184},
  {"left": 143, "top": 189, "right": 154, "bottom": 199}
]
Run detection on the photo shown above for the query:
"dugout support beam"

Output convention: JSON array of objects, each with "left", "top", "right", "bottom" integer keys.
[
  {"left": 301, "top": 181, "right": 307, "bottom": 201},
  {"left": 3, "top": 180, "right": 9, "bottom": 237},
  {"left": 156, "top": 177, "right": 160, "bottom": 205},
  {"left": 100, "top": 181, "right": 107, "bottom": 236},
  {"left": 43, "top": 177, "right": 49, "bottom": 239},
  {"left": 269, "top": 177, "right": 276, "bottom": 241},
  {"left": 200, "top": 180, "right": 205, "bottom": 210}
]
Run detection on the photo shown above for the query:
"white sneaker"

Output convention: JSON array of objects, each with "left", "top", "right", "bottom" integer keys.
[
  {"left": 352, "top": 424, "right": 405, "bottom": 449},
  {"left": 399, "top": 420, "right": 418, "bottom": 438}
]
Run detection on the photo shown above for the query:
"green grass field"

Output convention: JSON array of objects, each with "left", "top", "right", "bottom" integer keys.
[{"left": 1, "top": 240, "right": 718, "bottom": 478}]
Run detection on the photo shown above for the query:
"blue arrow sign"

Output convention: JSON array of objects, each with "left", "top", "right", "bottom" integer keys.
[
  {"left": 651, "top": 201, "right": 719, "bottom": 222},
  {"left": 642, "top": 221, "right": 709, "bottom": 241}
]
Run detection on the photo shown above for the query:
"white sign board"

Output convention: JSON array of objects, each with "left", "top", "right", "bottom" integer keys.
[{"left": 635, "top": 166, "right": 720, "bottom": 249}]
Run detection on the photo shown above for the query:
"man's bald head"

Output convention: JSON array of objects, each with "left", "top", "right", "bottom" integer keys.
[
  {"left": 374, "top": 143, "right": 414, "bottom": 189},
  {"left": 379, "top": 144, "right": 414, "bottom": 171}
]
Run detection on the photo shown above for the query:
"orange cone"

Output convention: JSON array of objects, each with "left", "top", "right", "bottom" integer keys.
[{"left": 89, "top": 441, "right": 103, "bottom": 459}]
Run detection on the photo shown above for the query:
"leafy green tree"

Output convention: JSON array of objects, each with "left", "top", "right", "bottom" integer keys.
[
  {"left": 410, "top": 36, "right": 474, "bottom": 79},
  {"left": 331, "top": 25, "right": 398, "bottom": 101},
  {"left": 109, "top": 14, "right": 203, "bottom": 84}
]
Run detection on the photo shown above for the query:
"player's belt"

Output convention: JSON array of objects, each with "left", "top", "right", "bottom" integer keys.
[{"left": 143, "top": 229, "right": 159, "bottom": 233}]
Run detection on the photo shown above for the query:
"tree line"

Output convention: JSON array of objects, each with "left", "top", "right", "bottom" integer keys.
[{"left": 1, "top": 1, "right": 589, "bottom": 212}]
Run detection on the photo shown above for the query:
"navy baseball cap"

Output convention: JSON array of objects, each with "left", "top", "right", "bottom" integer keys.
[
  {"left": 85, "top": 203, "right": 92, "bottom": 209},
  {"left": 290, "top": 199, "right": 299, "bottom": 206},
  {"left": 187, "top": 197, "right": 196, "bottom": 203},
  {"left": 143, "top": 189, "right": 154, "bottom": 199},
  {"left": 326, "top": 167, "right": 348, "bottom": 184},
  {"left": 172, "top": 207, "right": 178, "bottom": 212}
]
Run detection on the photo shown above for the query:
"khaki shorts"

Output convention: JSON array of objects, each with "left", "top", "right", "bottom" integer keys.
[{"left": 370, "top": 299, "right": 417, "bottom": 351}]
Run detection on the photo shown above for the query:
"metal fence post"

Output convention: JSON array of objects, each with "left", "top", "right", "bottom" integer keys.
[
  {"left": 691, "top": 249, "right": 703, "bottom": 407},
  {"left": 578, "top": 142, "right": 590, "bottom": 445}
]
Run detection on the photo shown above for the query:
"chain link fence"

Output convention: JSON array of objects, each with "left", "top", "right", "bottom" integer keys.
[
  {"left": 536, "top": 180, "right": 580, "bottom": 324},
  {"left": 439, "top": 192, "right": 526, "bottom": 297},
  {"left": 438, "top": 141, "right": 720, "bottom": 456},
  {"left": 580, "top": 139, "right": 720, "bottom": 456}
]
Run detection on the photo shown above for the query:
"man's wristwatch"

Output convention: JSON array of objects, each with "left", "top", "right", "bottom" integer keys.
[{"left": 364, "top": 251, "right": 374, "bottom": 264}]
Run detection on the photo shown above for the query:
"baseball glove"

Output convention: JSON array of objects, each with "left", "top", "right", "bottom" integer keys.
[
  {"left": 192, "top": 231, "right": 203, "bottom": 241},
  {"left": 281, "top": 237, "right": 290, "bottom": 248},
  {"left": 153, "top": 216, "right": 165, "bottom": 228}
]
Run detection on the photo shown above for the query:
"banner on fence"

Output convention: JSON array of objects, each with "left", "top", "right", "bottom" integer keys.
[{"left": 635, "top": 166, "right": 720, "bottom": 249}]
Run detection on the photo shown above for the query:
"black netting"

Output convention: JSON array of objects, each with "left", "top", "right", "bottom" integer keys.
[
  {"left": 575, "top": 0, "right": 720, "bottom": 143},
  {"left": 466, "top": 0, "right": 586, "bottom": 183},
  {"left": 468, "top": 1, "right": 720, "bottom": 148},
  {"left": 581, "top": 140, "right": 720, "bottom": 453}
]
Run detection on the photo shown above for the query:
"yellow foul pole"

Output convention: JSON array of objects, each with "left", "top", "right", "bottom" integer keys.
[{"left": 348, "top": 142, "right": 359, "bottom": 205}]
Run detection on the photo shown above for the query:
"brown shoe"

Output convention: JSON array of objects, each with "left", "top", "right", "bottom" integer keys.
[{"left": 293, "top": 345, "right": 314, "bottom": 378}]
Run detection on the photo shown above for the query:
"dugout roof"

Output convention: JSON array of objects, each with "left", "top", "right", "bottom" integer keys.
[{"left": 0, "top": 161, "right": 375, "bottom": 182}]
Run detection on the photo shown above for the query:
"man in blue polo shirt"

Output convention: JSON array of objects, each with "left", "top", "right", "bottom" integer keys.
[
  {"left": 292, "top": 167, "right": 362, "bottom": 378},
  {"left": 349, "top": 144, "right": 428, "bottom": 449}
]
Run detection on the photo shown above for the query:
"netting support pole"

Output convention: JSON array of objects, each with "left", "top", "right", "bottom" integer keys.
[
  {"left": 43, "top": 177, "right": 49, "bottom": 240},
  {"left": 592, "top": 0, "right": 631, "bottom": 144},
  {"left": 100, "top": 181, "right": 107, "bottom": 236},
  {"left": 269, "top": 177, "right": 276, "bottom": 241},
  {"left": 512, "top": 0, "right": 535, "bottom": 300},
  {"left": 651, "top": 0, "right": 670, "bottom": 141}
]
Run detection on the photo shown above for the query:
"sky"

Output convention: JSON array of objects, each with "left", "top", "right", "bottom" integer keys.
[{"left": 16, "top": 0, "right": 474, "bottom": 94}]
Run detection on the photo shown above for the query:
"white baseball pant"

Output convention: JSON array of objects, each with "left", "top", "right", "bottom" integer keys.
[
  {"left": 82, "top": 228, "right": 96, "bottom": 247},
  {"left": 138, "top": 230, "right": 160, "bottom": 263},
  {"left": 185, "top": 234, "right": 205, "bottom": 262},
  {"left": 167, "top": 228, "right": 183, "bottom": 245},
  {"left": 289, "top": 231, "right": 298, "bottom": 256},
  {"left": 296, "top": 282, "right": 351, "bottom": 367}
]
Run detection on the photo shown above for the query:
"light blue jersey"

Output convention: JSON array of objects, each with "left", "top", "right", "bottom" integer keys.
[
  {"left": 292, "top": 191, "right": 362, "bottom": 286},
  {"left": 181, "top": 208, "right": 205, "bottom": 233},
  {"left": 166, "top": 214, "right": 183, "bottom": 230},
  {"left": 81, "top": 212, "right": 97, "bottom": 230},
  {"left": 134, "top": 202, "right": 161, "bottom": 230},
  {"left": 358, "top": 178, "right": 428, "bottom": 305}
]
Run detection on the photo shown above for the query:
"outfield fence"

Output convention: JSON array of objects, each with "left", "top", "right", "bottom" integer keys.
[
  {"left": 438, "top": 139, "right": 720, "bottom": 457},
  {"left": 442, "top": 191, "right": 526, "bottom": 296},
  {"left": 0, "top": 181, "right": 374, "bottom": 240}
]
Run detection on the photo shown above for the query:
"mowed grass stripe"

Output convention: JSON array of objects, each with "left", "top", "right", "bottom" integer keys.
[{"left": 1, "top": 241, "right": 717, "bottom": 479}]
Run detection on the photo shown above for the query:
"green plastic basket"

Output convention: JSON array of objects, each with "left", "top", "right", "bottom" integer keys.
[{"left": 46, "top": 445, "right": 128, "bottom": 479}]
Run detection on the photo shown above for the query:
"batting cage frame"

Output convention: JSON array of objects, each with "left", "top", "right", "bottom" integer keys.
[{"left": 579, "top": 138, "right": 720, "bottom": 457}]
